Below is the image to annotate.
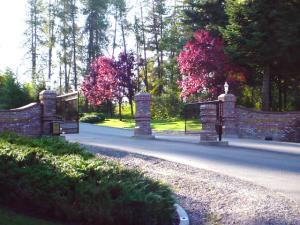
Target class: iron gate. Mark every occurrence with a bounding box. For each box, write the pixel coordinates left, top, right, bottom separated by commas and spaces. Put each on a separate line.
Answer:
56, 92, 79, 134
184, 100, 224, 140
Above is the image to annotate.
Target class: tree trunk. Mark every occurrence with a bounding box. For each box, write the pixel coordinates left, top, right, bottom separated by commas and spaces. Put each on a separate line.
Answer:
48, 0, 54, 80
112, 10, 118, 58
129, 97, 134, 117
140, 5, 148, 92
71, 0, 78, 90
262, 65, 270, 111
118, 99, 122, 121
59, 64, 62, 95
121, 20, 127, 55
134, 15, 141, 92
283, 80, 287, 110
32, 6, 37, 83
278, 78, 282, 111
110, 101, 113, 118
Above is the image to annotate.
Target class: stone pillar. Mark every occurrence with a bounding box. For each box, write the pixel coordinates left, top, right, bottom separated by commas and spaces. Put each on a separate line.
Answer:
39, 90, 57, 135
134, 93, 154, 139
218, 93, 238, 137
199, 104, 218, 142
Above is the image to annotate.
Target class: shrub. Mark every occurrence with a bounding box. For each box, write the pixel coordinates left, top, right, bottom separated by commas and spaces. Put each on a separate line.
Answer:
0, 133, 175, 225
80, 113, 105, 123
151, 93, 184, 120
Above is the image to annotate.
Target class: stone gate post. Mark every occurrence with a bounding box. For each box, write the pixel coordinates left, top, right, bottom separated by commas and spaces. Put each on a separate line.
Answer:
39, 90, 57, 135
134, 93, 154, 139
218, 93, 238, 137
199, 104, 218, 142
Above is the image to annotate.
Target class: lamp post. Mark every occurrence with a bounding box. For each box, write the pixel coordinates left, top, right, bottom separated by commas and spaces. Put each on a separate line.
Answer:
46, 78, 51, 90
224, 82, 229, 94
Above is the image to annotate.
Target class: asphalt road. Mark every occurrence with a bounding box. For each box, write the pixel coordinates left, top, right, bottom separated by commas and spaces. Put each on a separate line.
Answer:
66, 123, 300, 204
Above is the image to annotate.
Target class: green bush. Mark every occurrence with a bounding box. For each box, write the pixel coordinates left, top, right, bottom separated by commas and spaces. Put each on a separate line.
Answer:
151, 93, 184, 120
0, 69, 34, 110
80, 113, 105, 123
0, 133, 175, 225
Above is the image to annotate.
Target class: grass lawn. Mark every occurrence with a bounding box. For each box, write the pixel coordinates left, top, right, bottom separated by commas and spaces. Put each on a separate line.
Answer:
97, 118, 201, 132
0, 207, 62, 225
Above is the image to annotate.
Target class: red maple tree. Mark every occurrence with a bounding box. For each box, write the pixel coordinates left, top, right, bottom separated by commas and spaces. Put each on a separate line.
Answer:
81, 56, 119, 107
177, 30, 245, 100
81, 52, 137, 110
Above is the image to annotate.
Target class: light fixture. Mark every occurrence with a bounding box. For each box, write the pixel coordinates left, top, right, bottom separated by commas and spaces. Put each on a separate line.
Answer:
224, 82, 229, 94
45, 77, 52, 90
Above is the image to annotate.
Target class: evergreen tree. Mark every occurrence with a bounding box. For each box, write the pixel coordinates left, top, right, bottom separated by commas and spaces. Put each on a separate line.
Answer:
0, 70, 33, 109
146, 0, 167, 95
183, 0, 227, 36
46, 0, 57, 80
25, 0, 46, 86
82, 0, 109, 69
223, 0, 300, 111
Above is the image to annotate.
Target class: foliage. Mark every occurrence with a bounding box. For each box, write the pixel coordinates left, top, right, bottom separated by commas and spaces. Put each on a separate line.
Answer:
177, 29, 246, 99
151, 92, 184, 120
21, 0, 300, 113
0, 70, 34, 109
25, 0, 46, 86
81, 56, 119, 107
83, 0, 110, 65
222, 0, 300, 110
80, 113, 105, 123
116, 52, 136, 109
0, 206, 62, 225
183, 0, 227, 36
81, 52, 137, 120
0, 133, 175, 225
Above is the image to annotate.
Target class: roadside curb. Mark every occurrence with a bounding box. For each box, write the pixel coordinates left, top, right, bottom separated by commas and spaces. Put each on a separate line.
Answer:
175, 203, 189, 225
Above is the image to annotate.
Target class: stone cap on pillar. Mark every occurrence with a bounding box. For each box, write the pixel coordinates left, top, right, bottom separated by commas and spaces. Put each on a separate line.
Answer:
200, 104, 217, 110
218, 93, 236, 102
39, 90, 57, 102
134, 93, 151, 101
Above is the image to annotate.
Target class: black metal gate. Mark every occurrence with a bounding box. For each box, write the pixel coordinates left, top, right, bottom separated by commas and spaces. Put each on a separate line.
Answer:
184, 100, 224, 140
56, 92, 79, 134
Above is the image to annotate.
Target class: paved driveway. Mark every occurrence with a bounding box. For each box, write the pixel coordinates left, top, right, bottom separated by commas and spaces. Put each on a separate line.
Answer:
66, 123, 300, 204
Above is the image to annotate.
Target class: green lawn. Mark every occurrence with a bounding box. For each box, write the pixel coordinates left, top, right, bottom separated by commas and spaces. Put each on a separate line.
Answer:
96, 118, 201, 131
0, 207, 62, 225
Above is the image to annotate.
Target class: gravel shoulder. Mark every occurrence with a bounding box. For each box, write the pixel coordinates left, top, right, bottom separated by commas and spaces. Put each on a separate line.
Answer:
85, 144, 300, 225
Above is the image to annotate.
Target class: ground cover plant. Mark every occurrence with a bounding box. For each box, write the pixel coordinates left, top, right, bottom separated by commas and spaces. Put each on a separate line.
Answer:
0, 133, 175, 225
0, 206, 63, 225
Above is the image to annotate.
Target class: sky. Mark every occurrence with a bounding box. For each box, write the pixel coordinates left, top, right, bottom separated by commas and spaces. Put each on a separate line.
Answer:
0, 0, 136, 84
0, 1, 27, 81
0, 0, 174, 84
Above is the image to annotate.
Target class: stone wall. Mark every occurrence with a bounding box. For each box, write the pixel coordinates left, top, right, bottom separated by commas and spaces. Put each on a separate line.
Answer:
0, 103, 42, 137
236, 106, 300, 142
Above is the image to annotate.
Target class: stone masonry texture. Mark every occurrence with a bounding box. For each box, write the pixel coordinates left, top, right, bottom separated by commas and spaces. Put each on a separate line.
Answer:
0, 103, 42, 137
199, 104, 218, 142
134, 93, 152, 136
236, 106, 300, 142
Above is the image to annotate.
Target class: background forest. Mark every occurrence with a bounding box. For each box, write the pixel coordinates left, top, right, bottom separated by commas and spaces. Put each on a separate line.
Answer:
1, 0, 300, 118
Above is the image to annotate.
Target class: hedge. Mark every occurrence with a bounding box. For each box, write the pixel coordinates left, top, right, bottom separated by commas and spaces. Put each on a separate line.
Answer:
80, 113, 105, 124
0, 133, 175, 225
